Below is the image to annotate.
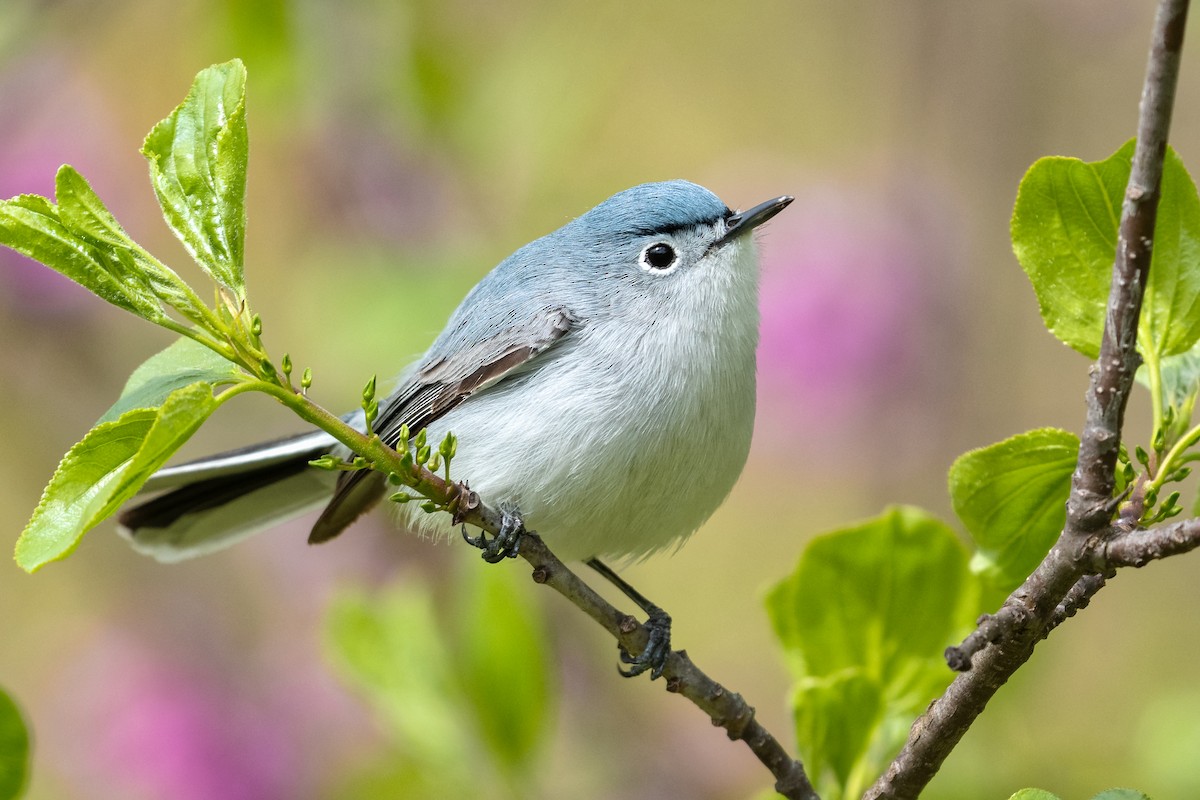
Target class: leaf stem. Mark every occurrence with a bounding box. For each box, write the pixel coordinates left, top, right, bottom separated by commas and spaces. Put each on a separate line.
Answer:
1144, 343, 1166, 441
1147, 419, 1200, 494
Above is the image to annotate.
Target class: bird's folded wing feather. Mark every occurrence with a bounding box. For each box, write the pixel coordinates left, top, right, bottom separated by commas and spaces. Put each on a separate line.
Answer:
308, 306, 576, 543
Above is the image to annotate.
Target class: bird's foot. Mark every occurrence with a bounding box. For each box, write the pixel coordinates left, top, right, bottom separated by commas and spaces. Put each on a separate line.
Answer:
618, 607, 672, 680
462, 504, 524, 563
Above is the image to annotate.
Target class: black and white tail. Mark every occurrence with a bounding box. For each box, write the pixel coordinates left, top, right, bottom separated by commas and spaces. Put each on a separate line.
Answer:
118, 430, 339, 562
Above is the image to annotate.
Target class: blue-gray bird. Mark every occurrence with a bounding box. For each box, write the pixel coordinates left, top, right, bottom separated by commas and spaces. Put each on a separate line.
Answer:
119, 181, 791, 572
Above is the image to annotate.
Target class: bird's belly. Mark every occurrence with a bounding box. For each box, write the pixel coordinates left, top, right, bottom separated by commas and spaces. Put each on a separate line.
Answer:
415, 348, 756, 561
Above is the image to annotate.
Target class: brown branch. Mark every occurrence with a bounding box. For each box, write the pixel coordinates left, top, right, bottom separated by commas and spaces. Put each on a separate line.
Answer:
444, 491, 818, 799
1102, 515, 1200, 567
865, 1, 1191, 797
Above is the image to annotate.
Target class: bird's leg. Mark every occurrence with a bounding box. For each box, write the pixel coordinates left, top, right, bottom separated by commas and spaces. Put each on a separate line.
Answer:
462, 503, 524, 563
586, 558, 672, 680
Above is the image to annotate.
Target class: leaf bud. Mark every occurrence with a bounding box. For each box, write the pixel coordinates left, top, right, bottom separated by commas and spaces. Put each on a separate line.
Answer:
1135, 445, 1150, 466
439, 431, 458, 460
308, 455, 340, 470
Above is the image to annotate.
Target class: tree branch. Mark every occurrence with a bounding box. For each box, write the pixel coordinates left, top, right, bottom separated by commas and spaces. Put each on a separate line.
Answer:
1102, 515, 1200, 566
442, 491, 818, 799
865, 1, 1191, 797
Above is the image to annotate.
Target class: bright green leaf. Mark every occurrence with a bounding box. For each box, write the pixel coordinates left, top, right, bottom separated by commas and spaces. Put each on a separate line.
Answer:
765, 506, 972, 696
949, 428, 1079, 590
1013, 139, 1200, 359
143, 59, 248, 295
0, 687, 29, 800
324, 585, 471, 772
1139, 344, 1200, 412
55, 164, 139, 249
0, 193, 166, 323
791, 670, 882, 795
1143, 146, 1200, 359
1007, 791, 1061, 800
16, 383, 220, 572
451, 562, 551, 774
768, 508, 976, 800
100, 337, 242, 423
54, 166, 212, 326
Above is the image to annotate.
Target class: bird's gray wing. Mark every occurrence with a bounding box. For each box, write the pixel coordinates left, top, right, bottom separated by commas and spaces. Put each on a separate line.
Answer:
308, 306, 576, 543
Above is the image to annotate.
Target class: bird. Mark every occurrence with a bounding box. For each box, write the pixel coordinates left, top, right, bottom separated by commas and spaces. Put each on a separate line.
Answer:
119, 181, 791, 646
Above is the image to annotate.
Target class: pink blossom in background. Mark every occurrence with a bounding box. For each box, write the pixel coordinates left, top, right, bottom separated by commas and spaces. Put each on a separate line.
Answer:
0, 54, 127, 319
755, 188, 932, 441
54, 636, 301, 800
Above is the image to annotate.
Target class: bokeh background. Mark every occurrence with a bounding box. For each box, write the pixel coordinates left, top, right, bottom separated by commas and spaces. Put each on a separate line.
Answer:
3, 2, 1200, 798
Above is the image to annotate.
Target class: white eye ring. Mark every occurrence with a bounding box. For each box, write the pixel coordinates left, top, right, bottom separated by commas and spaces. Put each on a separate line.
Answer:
639, 242, 678, 273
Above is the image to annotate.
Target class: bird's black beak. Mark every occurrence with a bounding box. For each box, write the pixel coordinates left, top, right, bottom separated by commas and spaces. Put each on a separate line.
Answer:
720, 195, 793, 242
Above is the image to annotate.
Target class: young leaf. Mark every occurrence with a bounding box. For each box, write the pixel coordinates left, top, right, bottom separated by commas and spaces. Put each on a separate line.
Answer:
16, 383, 220, 572
324, 585, 472, 771
54, 166, 212, 326
0, 194, 166, 323
1139, 344, 1200, 410
765, 505, 972, 692
451, 563, 551, 775
767, 507, 975, 799
1007, 791, 1061, 800
949, 428, 1079, 590
1013, 140, 1200, 359
99, 336, 243, 423
0, 687, 29, 800
142, 59, 248, 296
790, 671, 882, 797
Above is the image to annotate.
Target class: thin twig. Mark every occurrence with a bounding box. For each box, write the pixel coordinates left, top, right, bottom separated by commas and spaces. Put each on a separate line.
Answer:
1103, 515, 1200, 567
865, 1, 1190, 797
447, 492, 818, 799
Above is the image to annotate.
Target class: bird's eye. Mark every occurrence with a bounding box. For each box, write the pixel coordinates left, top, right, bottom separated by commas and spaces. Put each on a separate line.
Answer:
640, 242, 677, 272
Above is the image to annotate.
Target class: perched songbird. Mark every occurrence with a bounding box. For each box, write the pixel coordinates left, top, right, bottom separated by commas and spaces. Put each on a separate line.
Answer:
120, 181, 791, 570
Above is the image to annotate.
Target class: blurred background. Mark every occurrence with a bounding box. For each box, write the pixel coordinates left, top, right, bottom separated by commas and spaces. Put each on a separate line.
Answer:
2, 1, 1200, 798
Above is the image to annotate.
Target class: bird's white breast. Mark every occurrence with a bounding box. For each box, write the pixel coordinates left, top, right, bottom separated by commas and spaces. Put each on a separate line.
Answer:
403, 239, 760, 561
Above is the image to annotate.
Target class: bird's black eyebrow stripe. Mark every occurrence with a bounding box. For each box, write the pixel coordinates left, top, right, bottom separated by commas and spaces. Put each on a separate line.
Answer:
628, 209, 731, 238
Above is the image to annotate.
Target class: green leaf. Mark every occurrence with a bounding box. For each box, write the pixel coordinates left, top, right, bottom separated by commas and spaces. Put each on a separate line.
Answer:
1091, 791, 1152, 800
16, 383, 220, 571
0, 193, 166, 323
0, 687, 29, 800
949, 428, 1079, 590
324, 585, 471, 770
1013, 139, 1200, 359
1007, 791, 1062, 800
100, 337, 242, 423
791, 671, 882, 794
1139, 344, 1200, 413
451, 563, 551, 774
765, 506, 972, 693
55, 164, 140, 249
143, 59, 248, 295
768, 507, 975, 799
54, 166, 212, 326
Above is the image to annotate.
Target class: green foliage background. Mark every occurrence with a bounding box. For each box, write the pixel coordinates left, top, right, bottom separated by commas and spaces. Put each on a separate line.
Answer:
2, 2, 1200, 799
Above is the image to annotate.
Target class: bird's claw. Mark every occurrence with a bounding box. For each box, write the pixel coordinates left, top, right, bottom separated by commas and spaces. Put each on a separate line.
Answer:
462, 505, 524, 563
617, 609, 672, 680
